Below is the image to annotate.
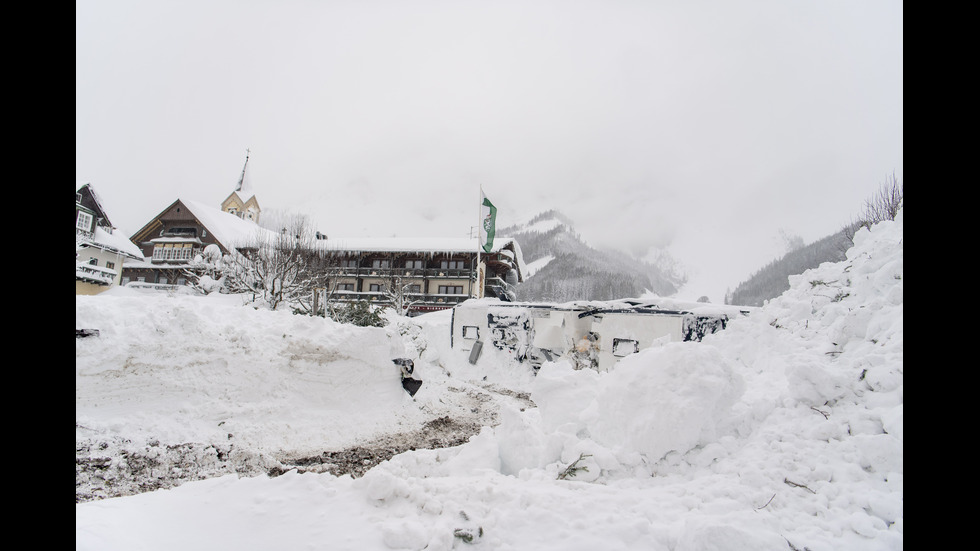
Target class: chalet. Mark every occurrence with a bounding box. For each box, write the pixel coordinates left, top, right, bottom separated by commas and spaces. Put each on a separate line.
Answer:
312, 237, 527, 316
120, 197, 527, 312
122, 198, 274, 287
117, 149, 525, 311
75, 183, 144, 295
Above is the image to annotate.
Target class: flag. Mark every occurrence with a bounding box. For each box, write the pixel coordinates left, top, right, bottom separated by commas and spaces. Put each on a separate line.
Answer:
480, 190, 497, 254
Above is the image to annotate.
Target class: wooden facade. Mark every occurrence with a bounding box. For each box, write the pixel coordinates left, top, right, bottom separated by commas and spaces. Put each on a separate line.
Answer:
313, 238, 525, 316
122, 199, 259, 286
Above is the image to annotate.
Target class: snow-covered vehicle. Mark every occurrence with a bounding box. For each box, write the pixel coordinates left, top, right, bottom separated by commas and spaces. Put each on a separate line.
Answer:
450, 298, 751, 372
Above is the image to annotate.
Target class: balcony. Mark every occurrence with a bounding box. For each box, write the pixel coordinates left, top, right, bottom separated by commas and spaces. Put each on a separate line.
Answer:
328, 266, 474, 280
76, 263, 116, 286
76, 228, 95, 242
322, 290, 472, 307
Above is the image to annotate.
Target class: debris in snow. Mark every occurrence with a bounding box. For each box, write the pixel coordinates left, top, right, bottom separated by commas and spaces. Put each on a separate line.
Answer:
76, 209, 903, 551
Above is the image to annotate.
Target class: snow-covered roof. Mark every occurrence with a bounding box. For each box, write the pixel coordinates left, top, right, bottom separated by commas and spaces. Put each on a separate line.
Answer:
82, 225, 144, 260
181, 200, 276, 251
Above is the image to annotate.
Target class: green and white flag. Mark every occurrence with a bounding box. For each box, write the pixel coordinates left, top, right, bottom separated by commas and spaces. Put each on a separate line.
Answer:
480, 190, 497, 254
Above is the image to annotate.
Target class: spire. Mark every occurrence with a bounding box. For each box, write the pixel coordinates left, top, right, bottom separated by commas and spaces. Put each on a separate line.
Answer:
236, 148, 250, 193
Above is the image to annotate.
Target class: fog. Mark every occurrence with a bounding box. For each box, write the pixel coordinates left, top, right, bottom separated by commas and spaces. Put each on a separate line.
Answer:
76, 0, 903, 302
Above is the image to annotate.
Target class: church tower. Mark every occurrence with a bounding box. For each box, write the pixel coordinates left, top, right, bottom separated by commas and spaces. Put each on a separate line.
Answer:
221, 148, 261, 223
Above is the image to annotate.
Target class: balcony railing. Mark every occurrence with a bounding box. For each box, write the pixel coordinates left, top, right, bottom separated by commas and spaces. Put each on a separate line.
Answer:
323, 290, 472, 306
328, 267, 474, 279
76, 263, 116, 286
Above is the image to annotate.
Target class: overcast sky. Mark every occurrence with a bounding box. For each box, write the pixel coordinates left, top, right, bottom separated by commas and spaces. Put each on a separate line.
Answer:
76, 0, 903, 302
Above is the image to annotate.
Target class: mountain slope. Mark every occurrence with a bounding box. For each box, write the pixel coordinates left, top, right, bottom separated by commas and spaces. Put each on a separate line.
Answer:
726, 223, 860, 306
500, 210, 684, 302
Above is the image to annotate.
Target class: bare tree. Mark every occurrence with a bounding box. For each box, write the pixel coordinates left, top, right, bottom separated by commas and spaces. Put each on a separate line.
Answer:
861, 172, 904, 229
226, 215, 334, 311
379, 275, 426, 317
836, 173, 903, 254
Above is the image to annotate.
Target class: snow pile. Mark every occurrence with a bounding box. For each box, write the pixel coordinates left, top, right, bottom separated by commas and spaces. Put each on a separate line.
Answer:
76, 210, 902, 551
76, 292, 421, 455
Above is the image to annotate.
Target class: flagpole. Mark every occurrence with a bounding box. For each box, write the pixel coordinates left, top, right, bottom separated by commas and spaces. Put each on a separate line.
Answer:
476, 186, 482, 299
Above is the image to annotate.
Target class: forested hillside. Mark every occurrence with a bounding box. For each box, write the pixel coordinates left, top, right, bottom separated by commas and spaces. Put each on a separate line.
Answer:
725, 225, 858, 306
727, 175, 902, 307
500, 210, 684, 302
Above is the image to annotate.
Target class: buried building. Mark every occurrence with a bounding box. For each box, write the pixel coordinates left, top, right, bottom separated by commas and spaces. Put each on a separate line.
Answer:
450, 298, 753, 372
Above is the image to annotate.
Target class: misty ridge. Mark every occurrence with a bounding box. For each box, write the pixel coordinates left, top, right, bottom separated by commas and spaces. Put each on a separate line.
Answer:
504, 176, 903, 307
727, 174, 904, 306
723, 227, 858, 307
499, 210, 685, 303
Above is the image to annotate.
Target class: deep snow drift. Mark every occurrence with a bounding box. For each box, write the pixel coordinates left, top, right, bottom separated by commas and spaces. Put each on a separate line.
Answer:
76, 210, 902, 551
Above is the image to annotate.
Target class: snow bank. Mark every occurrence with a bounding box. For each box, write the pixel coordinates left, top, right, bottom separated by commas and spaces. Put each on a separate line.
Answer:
76, 210, 903, 551
356, 209, 903, 550
76, 292, 422, 454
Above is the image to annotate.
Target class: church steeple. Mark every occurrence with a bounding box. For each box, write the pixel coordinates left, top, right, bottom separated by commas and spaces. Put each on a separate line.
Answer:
236, 148, 250, 194
221, 148, 261, 224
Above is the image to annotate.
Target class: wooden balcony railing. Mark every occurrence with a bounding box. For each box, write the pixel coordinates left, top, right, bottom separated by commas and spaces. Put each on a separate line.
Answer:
327, 267, 474, 279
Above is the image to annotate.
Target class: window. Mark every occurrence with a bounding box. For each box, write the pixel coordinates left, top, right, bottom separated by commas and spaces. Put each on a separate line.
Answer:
164, 227, 197, 237
106, 261, 115, 270
440, 260, 466, 270
76, 211, 93, 232
406, 284, 421, 293
371, 259, 390, 269
438, 285, 463, 294
369, 284, 382, 292
336, 283, 355, 291
405, 260, 424, 269
340, 259, 358, 268
612, 338, 640, 357
88, 258, 98, 266
152, 243, 194, 261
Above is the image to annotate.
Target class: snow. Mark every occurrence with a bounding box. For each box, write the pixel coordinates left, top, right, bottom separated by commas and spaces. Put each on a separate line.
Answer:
86, 225, 145, 260
181, 199, 278, 250
523, 254, 554, 278
76, 210, 903, 550
515, 218, 565, 235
